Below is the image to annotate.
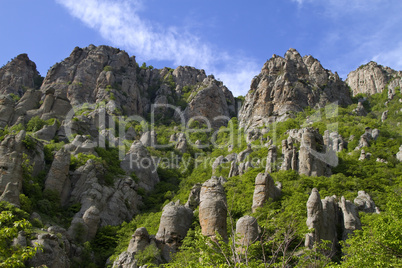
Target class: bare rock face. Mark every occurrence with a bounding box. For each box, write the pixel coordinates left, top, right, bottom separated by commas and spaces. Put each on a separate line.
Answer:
237, 144, 253, 162
174, 132, 187, 153
29, 233, 70, 268
199, 177, 228, 241
236, 215, 259, 249
305, 189, 338, 252
156, 201, 193, 261
140, 131, 157, 147
113, 227, 162, 268
280, 128, 333, 177
121, 141, 159, 191
324, 131, 346, 153
68, 160, 140, 242
0, 95, 15, 127
0, 182, 20, 207
252, 173, 281, 213
346, 61, 402, 96
265, 145, 277, 173
397, 145, 402, 162
339, 196, 361, 241
183, 76, 234, 129
0, 54, 42, 96
353, 101, 368, 116
44, 148, 71, 204
354, 191, 379, 214
185, 183, 202, 210
239, 49, 352, 130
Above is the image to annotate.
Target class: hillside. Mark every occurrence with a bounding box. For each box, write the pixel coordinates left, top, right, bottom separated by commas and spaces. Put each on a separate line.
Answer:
0, 45, 401, 267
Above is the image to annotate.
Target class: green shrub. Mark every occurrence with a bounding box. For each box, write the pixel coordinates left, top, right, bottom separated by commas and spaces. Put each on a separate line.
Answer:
26, 116, 46, 132
103, 65, 113, 72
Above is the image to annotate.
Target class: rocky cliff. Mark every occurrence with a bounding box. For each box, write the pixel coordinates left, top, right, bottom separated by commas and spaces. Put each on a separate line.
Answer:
238, 48, 352, 130
346, 61, 402, 96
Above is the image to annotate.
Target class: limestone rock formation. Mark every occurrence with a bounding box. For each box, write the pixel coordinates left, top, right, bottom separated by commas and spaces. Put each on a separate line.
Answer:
237, 144, 253, 162
239, 48, 352, 130
174, 132, 187, 153
121, 141, 159, 191
44, 148, 71, 204
29, 233, 70, 268
183, 76, 235, 129
353, 101, 368, 116
236, 215, 259, 249
156, 201, 193, 261
0, 182, 20, 207
346, 61, 402, 96
68, 160, 140, 241
199, 177, 228, 241
280, 128, 333, 177
305, 189, 338, 252
339, 196, 361, 241
265, 145, 277, 173
140, 131, 157, 147
397, 145, 402, 162
185, 183, 201, 210
252, 173, 281, 213
354, 191, 379, 213
0, 53, 42, 96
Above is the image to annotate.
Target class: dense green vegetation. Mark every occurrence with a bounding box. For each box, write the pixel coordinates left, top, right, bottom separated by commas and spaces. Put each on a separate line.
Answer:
0, 87, 401, 267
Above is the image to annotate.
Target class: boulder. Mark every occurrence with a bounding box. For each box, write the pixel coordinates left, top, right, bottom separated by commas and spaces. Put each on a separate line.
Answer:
140, 131, 157, 147
252, 173, 281, 213
156, 201, 193, 261
199, 177, 228, 241
28, 233, 70, 268
381, 110, 388, 122
236, 215, 259, 249
354, 191, 379, 214
353, 101, 367, 116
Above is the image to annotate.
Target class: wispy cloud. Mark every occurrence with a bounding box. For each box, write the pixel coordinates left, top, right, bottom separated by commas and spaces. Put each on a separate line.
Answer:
56, 0, 258, 96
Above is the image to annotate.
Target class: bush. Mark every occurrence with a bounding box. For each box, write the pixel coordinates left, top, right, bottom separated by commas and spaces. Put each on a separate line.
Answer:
26, 116, 46, 132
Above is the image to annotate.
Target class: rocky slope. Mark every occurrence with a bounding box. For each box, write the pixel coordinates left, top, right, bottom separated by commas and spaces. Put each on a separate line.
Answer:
346, 61, 402, 96
238, 48, 353, 130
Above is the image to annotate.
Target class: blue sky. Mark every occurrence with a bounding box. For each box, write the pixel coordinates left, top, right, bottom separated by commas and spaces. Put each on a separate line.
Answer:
1, 0, 402, 96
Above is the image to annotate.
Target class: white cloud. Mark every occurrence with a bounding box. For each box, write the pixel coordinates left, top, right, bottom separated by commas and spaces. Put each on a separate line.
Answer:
373, 42, 402, 70
56, 0, 258, 96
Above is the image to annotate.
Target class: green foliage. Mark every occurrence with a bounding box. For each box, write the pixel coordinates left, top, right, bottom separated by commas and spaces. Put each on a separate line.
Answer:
9, 93, 21, 102
0, 202, 41, 266
340, 190, 402, 267
135, 243, 161, 266
103, 65, 113, 72
22, 135, 36, 151
26, 116, 46, 132
95, 146, 126, 185
70, 153, 102, 170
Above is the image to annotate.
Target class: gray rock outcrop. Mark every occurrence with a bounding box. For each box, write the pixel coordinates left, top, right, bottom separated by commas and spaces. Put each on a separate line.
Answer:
0, 182, 20, 207
156, 201, 193, 261
252, 173, 281, 213
199, 177, 228, 241
185, 183, 201, 210
265, 145, 277, 173
121, 141, 159, 191
239, 48, 352, 130
354, 191, 379, 214
236, 215, 259, 249
68, 160, 140, 242
346, 61, 402, 96
0, 53, 42, 96
44, 148, 71, 204
29, 233, 70, 268
397, 145, 402, 162
339, 196, 361, 241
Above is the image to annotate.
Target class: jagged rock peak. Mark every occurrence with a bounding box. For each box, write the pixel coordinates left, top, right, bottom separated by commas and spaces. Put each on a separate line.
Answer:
346, 61, 402, 96
238, 48, 352, 130
0, 53, 42, 96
